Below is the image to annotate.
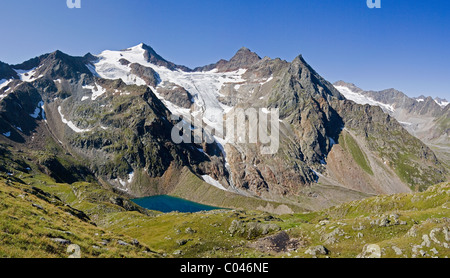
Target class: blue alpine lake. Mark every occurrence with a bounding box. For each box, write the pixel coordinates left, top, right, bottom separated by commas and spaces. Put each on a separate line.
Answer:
131, 195, 223, 213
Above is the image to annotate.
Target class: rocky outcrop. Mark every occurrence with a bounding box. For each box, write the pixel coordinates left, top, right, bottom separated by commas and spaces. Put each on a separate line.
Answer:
156, 82, 193, 108
305, 245, 329, 257
229, 219, 280, 239
129, 63, 160, 87
0, 61, 19, 80
357, 244, 381, 258
250, 231, 308, 253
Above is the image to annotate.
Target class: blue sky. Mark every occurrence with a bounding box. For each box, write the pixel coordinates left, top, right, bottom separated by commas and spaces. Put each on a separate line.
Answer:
1, 0, 449, 99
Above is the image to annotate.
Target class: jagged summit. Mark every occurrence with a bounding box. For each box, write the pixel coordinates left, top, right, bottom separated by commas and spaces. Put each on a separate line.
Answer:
113, 43, 192, 72
281, 54, 344, 101
233, 46, 261, 60
226, 47, 261, 70
138, 43, 191, 72
237, 46, 250, 51
10, 49, 94, 76
334, 80, 360, 90
139, 43, 169, 65
194, 46, 262, 72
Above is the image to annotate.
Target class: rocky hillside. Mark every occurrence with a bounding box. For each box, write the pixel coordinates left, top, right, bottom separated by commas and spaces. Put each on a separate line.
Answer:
1, 143, 448, 258
0, 143, 159, 258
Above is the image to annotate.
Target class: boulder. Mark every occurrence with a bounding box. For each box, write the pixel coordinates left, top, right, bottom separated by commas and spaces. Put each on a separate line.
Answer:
305, 245, 329, 257
357, 244, 381, 258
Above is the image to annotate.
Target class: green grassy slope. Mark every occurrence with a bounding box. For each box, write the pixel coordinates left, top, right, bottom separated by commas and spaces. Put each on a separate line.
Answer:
0, 178, 159, 258
1, 139, 449, 258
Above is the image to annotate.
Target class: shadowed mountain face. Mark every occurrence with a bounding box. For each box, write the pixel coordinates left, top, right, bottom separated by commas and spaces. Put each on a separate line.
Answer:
0, 44, 447, 211
0, 61, 19, 80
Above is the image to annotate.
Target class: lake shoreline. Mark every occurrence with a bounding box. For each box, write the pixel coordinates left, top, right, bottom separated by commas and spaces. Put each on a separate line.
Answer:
131, 195, 224, 213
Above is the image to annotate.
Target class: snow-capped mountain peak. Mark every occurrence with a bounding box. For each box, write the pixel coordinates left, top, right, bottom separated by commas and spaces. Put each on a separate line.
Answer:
88, 44, 248, 136
434, 97, 449, 108
333, 83, 395, 113
333, 81, 449, 113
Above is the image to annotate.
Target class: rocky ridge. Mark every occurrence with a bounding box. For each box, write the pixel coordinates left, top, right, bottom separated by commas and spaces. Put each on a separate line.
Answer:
334, 81, 450, 167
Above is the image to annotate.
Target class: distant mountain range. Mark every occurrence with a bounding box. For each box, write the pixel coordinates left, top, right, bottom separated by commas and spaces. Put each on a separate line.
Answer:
334, 81, 449, 166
